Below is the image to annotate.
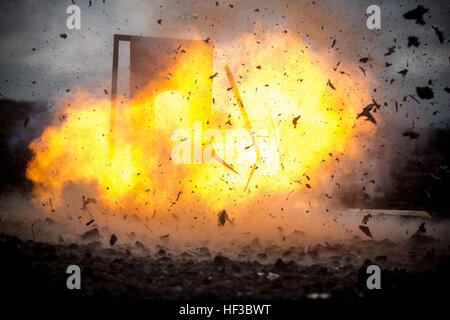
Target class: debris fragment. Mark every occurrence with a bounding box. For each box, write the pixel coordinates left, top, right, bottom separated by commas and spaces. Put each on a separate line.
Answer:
361, 213, 372, 225
327, 79, 336, 90
24, 116, 29, 128
157, 19, 162, 25
59, 33, 67, 39
359, 57, 370, 63
359, 66, 366, 76
403, 130, 420, 139
432, 26, 444, 43
81, 196, 97, 211
48, 198, 55, 212
357, 99, 380, 125
212, 149, 239, 175
86, 219, 94, 226
403, 5, 429, 25
358, 225, 373, 238
292, 115, 301, 128
384, 46, 396, 56
224, 65, 263, 190
218, 209, 232, 226
179, 12, 198, 20
110, 234, 117, 246
418, 222, 426, 233
407, 36, 420, 47
416, 86, 434, 99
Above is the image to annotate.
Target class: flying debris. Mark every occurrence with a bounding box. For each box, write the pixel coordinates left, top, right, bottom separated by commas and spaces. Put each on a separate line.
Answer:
416, 86, 434, 100
218, 209, 232, 226
361, 214, 372, 225
407, 36, 420, 47
81, 196, 97, 211
357, 99, 380, 125
384, 46, 396, 56
403, 5, 429, 25
327, 79, 336, 90
292, 115, 301, 128
432, 26, 444, 43
179, 12, 198, 20
403, 130, 420, 139
110, 234, 118, 246
358, 225, 373, 238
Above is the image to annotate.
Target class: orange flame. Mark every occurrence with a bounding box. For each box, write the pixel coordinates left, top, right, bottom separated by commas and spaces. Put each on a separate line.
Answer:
26, 31, 374, 217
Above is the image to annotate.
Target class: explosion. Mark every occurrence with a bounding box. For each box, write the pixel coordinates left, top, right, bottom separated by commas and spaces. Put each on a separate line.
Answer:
26, 31, 374, 223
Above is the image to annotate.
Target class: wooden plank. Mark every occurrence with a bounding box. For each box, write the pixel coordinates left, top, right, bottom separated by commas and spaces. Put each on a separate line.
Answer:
342, 209, 432, 218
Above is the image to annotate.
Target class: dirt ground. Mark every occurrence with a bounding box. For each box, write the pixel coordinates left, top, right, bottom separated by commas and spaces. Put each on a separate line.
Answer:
1, 222, 449, 304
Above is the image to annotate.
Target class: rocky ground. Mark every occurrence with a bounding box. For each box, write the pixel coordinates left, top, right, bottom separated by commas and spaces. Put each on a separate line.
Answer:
1, 226, 449, 304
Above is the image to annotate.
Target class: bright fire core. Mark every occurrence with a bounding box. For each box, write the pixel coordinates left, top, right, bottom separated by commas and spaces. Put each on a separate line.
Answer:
26, 32, 373, 217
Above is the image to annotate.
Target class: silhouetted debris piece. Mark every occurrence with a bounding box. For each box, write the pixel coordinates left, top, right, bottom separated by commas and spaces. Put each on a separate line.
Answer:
359, 66, 366, 76
157, 19, 162, 25
159, 234, 170, 239
175, 191, 182, 201
404, 94, 421, 104
24, 116, 29, 128
357, 99, 380, 124
327, 79, 335, 90
86, 219, 94, 226
398, 69, 408, 76
110, 234, 117, 246
209, 73, 218, 79
403, 130, 420, 139
407, 36, 420, 47
418, 222, 426, 233
49, 198, 55, 212
403, 5, 429, 25
359, 57, 370, 63
204, 37, 210, 43
292, 115, 301, 128
416, 86, 434, 99
218, 210, 227, 225
333, 60, 341, 71
432, 26, 444, 43
358, 225, 373, 238
81, 196, 97, 210
444, 87, 450, 93
218, 209, 232, 226
81, 228, 100, 241
331, 39, 336, 48
384, 46, 396, 56
362, 214, 372, 225
59, 33, 67, 39
385, 62, 392, 67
